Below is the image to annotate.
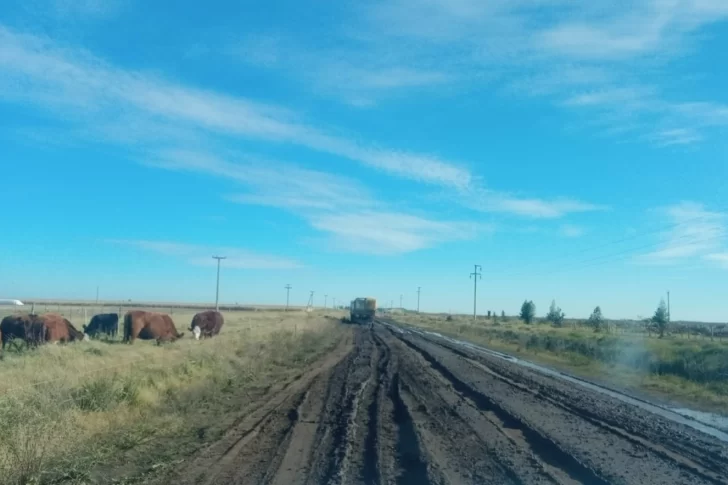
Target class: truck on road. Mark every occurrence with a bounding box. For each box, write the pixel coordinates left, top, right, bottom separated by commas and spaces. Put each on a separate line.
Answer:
350, 297, 377, 324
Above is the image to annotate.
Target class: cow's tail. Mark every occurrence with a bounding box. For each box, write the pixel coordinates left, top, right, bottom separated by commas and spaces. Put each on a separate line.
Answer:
123, 312, 132, 343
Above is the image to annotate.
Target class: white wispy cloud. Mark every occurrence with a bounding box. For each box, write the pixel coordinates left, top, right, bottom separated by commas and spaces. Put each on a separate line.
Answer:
148, 149, 375, 212
52, 0, 121, 18
148, 149, 478, 255
649, 128, 703, 146
560, 224, 586, 238
0, 26, 470, 189
641, 202, 727, 265
0, 23, 604, 227
235, 0, 728, 145
234, 34, 454, 106
106, 239, 303, 269
539, 0, 728, 60
705, 252, 728, 269
310, 212, 480, 254
459, 187, 608, 219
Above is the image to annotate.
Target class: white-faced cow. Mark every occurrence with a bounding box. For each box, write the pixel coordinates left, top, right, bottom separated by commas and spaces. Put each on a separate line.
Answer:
189, 310, 224, 340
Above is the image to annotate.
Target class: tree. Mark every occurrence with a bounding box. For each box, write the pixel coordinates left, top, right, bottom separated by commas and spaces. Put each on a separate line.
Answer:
501, 310, 506, 319
487, 310, 491, 319
520, 300, 536, 324
546, 300, 565, 326
588, 306, 604, 332
652, 299, 669, 338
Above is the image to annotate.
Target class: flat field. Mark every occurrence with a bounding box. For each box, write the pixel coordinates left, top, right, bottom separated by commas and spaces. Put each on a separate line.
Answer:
0, 305, 347, 484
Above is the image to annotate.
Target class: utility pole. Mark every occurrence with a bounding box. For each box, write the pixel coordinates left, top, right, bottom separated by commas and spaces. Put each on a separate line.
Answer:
667, 291, 671, 322
285, 284, 292, 311
307, 291, 315, 312
417, 287, 421, 313
470, 264, 482, 322
324, 294, 328, 309
212, 256, 226, 311
400, 294, 403, 310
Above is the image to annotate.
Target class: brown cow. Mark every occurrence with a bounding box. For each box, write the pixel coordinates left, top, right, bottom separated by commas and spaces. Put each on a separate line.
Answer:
123, 311, 184, 344
35, 313, 87, 343
189, 310, 224, 340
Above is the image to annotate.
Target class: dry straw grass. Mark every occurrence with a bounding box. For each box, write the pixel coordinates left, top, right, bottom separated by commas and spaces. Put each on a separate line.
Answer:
0, 309, 346, 484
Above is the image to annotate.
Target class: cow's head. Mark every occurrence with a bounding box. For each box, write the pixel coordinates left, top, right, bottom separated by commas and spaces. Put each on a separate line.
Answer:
192, 326, 201, 340
176, 332, 185, 340
69, 329, 88, 342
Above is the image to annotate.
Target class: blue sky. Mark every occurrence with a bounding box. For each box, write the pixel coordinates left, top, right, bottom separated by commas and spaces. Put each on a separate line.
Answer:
1, 0, 728, 321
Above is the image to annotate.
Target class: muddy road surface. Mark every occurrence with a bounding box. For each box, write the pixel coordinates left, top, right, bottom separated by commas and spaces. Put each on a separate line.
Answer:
163, 323, 728, 485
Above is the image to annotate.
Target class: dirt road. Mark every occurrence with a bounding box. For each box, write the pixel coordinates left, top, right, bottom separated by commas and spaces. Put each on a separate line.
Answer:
163, 322, 728, 485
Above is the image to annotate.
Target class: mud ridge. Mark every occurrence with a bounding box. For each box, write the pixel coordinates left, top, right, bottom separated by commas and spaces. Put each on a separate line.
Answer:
396, 333, 610, 485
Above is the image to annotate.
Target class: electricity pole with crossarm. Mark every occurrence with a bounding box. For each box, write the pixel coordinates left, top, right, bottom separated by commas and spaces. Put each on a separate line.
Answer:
212, 256, 226, 311
470, 264, 482, 322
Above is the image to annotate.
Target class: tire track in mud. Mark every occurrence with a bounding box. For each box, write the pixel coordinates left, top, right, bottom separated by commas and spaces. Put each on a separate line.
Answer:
395, 333, 610, 485
428, 332, 728, 478
159, 323, 728, 485
388, 324, 728, 485
389, 372, 430, 485
460, 356, 728, 485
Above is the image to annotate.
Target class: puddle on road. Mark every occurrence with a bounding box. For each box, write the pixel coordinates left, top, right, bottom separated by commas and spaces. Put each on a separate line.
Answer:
381, 322, 728, 443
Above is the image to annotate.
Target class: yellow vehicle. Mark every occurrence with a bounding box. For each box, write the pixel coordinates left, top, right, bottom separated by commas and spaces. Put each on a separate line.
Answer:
350, 297, 377, 324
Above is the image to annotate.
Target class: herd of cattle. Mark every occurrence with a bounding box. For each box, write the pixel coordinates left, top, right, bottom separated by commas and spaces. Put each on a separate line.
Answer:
0, 309, 224, 351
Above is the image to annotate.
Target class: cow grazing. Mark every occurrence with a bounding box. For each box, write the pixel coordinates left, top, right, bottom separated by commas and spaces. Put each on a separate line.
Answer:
25, 318, 48, 348
1, 313, 85, 349
1, 314, 32, 349
83, 313, 119, 338
189, 310, 224, 340
36, 313, 87, 343
123, 311, 184, 344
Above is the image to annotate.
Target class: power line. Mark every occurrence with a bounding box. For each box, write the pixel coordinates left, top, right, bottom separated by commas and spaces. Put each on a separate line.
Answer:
212, 256, 226, 311
502, 232, 726, 281
502, 212, 728, 280
285, 284, 292, 311
470, 264, 482, 322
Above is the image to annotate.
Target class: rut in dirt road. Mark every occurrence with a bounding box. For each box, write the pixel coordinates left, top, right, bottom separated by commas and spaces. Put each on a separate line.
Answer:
160, 323, 728, 485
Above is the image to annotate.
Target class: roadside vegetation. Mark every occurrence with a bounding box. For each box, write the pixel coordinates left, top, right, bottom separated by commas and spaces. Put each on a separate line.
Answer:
394, 304, 728, 413
0, 309, 346, 485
